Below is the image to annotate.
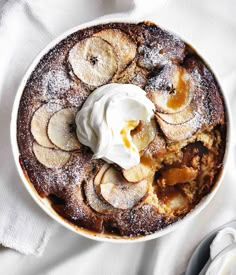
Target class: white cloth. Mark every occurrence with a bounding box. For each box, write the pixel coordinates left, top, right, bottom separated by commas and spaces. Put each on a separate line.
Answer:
0, 0, 236, 274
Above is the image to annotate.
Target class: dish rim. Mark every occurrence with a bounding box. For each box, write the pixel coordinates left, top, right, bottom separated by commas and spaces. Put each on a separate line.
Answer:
10, 18, 232, 243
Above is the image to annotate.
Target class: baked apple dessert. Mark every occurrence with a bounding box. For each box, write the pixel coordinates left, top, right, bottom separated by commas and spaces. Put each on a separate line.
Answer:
17, 21, 226, 237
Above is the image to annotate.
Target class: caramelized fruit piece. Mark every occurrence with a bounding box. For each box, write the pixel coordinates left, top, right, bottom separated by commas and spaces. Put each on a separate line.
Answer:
48, 107, 80, 151
168, 193, 189, 212
68, 37, 118, 87
94, 29, 136, 73
145, 133, 166, 158
100, 167, 148, 209
146, 65, 193, 114
159, 166, 198, 186
132, 119, 156, 151
32, 142, 71, 168
156, 101, 196, 125
158, 187, 190, 213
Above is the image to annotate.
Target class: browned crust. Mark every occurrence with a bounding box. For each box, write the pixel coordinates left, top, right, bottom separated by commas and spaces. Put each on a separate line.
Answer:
17, 22, 226, 237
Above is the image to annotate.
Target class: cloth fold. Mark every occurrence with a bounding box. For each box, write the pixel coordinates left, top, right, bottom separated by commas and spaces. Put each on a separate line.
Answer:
0, 3, 236, 275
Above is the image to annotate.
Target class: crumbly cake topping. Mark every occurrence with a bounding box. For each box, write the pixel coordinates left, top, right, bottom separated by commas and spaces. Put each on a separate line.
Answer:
17, 22, 226, 237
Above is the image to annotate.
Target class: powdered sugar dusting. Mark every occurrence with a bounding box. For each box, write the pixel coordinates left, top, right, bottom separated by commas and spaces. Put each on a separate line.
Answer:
109, 204, 166, 236
17, 22, 226, 237
146, 65, 174, 91
42, 69, 71, 98
138, 27, 185, 69
187, 58, 223, 127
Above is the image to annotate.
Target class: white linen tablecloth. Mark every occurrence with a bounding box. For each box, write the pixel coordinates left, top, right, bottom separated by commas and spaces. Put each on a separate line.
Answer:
0, 0, 236, 274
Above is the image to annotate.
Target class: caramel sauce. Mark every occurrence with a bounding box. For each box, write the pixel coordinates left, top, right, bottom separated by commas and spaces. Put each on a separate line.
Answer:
131, 121, 142, 136
122, 134, 131, 148
140, 154, 153, 167
167, 68, 189, 110
120, 120, 139, 150
158, 187, 180, 204
157, 186, 189, 212
161, 167, 197, 186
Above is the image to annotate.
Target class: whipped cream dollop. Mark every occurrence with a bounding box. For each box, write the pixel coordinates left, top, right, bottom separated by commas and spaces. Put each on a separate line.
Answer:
76, 83, 155, 169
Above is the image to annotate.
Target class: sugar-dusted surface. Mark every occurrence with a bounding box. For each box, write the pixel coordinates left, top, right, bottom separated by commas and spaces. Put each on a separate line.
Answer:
17, 22, 226, 237
137, 23, 186, 69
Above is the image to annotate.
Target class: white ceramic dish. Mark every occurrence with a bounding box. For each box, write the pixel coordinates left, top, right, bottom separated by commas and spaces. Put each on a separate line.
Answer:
10, 18, 231, 243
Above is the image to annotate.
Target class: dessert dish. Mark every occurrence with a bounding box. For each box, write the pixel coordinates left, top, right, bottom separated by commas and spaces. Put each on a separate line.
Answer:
15, 21, 227, 238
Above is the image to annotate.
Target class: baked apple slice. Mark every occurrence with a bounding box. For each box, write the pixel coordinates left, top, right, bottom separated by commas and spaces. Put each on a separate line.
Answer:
145, 133, 166, 158
84, 181, 114, 214
31, 103, 61, 148
32, 142, 71, 168
83, 164, 116, 214
100, 167, 148, 210
122, 161, 153, 183
146, 65, 194, 114
156, 101, 196, 125
131, 119, 156, 151
156, 111, 201, 141
94, 29, 136, 73
47, 107, 80, 151
68, 37, 118, 87
113, 61, 148, 89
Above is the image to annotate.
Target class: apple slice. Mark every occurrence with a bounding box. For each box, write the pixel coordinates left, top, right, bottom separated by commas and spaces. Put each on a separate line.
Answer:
33, 142, 71, 168
122, 155, 154, 183
47, 107, 80, 151
100, 167, 148, 209
146, 65, 194, 114
31, 103, 61, 148
122, 162, 152, 183
156, 111, 202, 142
84, 176, 115, 214
93, 164, 110, 190
94, 29, 136, 73
131, 119, 156, 152
159, 166, 198, 187
68, 36, 118, 87
145, 133, 166, 158
167, 192, 189, 213
156, 101, 196, 125
113, 61, 148, 89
